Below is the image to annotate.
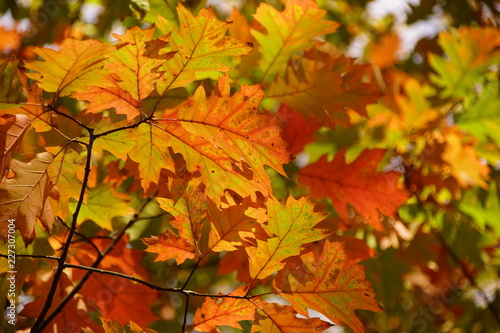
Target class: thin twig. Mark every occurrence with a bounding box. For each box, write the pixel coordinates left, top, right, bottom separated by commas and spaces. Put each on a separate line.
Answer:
182, 294, 190, 333
56, 217, 102, 256
51, 109, 92, 132
180, 256, 203, 290
63, 263, 269, 299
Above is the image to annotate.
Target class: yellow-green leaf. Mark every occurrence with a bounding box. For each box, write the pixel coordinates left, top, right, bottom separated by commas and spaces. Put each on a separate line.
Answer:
274, 239, 382, 333
246, 196, 329, 279
24, 39, 114, 97
156, 5, 252, 93
252, 0, 339, 82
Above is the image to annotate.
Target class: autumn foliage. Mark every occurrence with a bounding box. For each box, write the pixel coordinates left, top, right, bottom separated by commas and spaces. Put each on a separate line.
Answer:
1, 0, 500, 332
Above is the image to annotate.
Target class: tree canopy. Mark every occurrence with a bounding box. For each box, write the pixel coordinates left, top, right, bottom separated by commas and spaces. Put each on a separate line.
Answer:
1, 0, 500, 332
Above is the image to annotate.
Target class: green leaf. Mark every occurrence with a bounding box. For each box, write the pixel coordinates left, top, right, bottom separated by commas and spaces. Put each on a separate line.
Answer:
72, 184, 135, 230
458, 79, 500, 148
459, 181, 500, 236
429, 27, 500, 98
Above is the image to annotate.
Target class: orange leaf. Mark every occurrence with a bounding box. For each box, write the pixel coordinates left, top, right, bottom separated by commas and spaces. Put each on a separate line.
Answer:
73, 84, 141, 121
157, 75, 290, 202
156, 177, 207, 247
277, 104, 321, 154
366, 33, 400, 69
274, 239, 382, 333
0, 114, 30, 181
299, 149, 409, 230
0, 26, 21, 52
142, 229, 197, 265
193, 286, 256, 333
71, 236, 158, 327
207, 197, 267, 252
269, 49, 380, 126
252, 301, 332, 333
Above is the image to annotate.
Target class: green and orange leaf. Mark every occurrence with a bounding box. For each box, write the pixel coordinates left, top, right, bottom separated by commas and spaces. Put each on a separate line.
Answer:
252, 0, 339, 81
156, 75, 290, 202
246, 196, 330, 279
274, 239, 382, 333
429, 26, 500, 98
156, 5, 252, 93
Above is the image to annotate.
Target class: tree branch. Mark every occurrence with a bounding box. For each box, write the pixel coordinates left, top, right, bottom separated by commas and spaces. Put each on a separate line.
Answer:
36, 194, 156, 331
63, 263, 270, 299
30, 128, 95, 333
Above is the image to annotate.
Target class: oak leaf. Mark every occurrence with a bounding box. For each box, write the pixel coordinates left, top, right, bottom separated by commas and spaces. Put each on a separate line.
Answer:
299, 148, 409, 230
71, 236, 158, 327
366, 33, 400, 69
143, 229, 197, 264
274, 239, 382, 333
157, 75, 290, 202
70, 184, 135, 230
269, 49, 380, 126
156, 177, 207, 246
277, 104, 321, 154
0, 114, 30, 180
24, 38, 114, 97
0, 57, 27, 107
252, 301, 332, 333
193, 286, 256, 333
73, 26, 172, 120
208, 197, 267, 252
156, 5, 252, 93
441, 129, 489, 189
246, 196, 330, 279
44, 147, 85, 218
0, 152, 59, 245
458, 80, 500, 148
252, 0, 339, 81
